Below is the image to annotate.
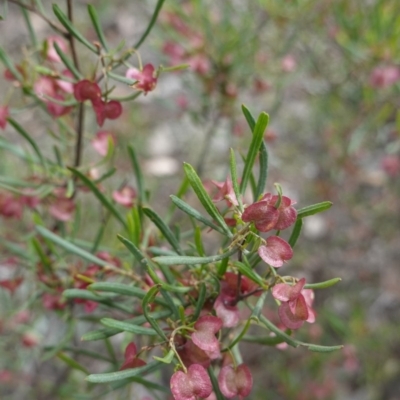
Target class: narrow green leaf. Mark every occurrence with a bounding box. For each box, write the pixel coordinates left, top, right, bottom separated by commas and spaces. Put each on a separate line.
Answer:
242, 335, 285, 346
63, 289, 131, 313
127, 146, 145, 204
94, 167, 117, 184
101, 318, 157, 336
86, 361, 162, 383
217, 256, 229, 278
81, 310, 172, 341
148, 247, 178, 257
53, 41, 82, 79
274, 183, 283, 208
304, 278, 342, 290
166, 176, 190, 221
250, 290, 268, 321
302, 343, 344, 353
229, 148, 243, 211
233, 261, 265, 287
255, 141, 268, 200
160, 289, 180, 320
52, 4, 97, 53
142, 286, 169, 341
63, 289, 114, 302
68, 167, 127, 228
143, 207, 183, 255
8, 118, 47, 170
153, 247, 237, 265
247, 303, 298, 347
193, 283, 207, 321
223, 318, 252, 353
240, 112, 269, 195
241, 104, 256, 131
35, 225, 118, 267
288, 219, 302, 248
207, 367, 226, 400
297, 201, 333, 219
147, 263, 191, 293
21, 7, 38, 48
117, 234, 147, 267
0, 239, 31, 260
194, 227, 205, 257
87, 4, 109, 51
242, 105, 269, 200
31, 237, 52, 273
170, 195, 225, 235
57, 352, 89, 374
107, 71, 136, 85
134, 0, 166, 49
183, 163, 232, 237
46, 345, 110, 362
126, 207, 141, 247
89, 282, 169, 307
0, 47, 23, 81
153, 349, 175, 364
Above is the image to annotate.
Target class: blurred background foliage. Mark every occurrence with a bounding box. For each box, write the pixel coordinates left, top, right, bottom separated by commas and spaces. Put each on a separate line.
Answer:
1, 0, 399, 399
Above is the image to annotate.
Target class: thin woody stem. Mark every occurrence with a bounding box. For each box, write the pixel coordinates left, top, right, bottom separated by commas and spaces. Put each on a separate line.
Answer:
65, 0, 85, 173
9, 0, 67, 35
67, 0, 80, 71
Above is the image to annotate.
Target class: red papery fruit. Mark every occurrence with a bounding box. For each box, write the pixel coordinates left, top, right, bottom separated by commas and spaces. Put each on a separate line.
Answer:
20, 191, 40, 209
119, 342, 146, 370
55, 69, 74, 93
177, 339, 213, 368
218, 364, 253, 399
42, 292, 66, 311
112, 185, 137, 208
22, 332, 39, 348
222, 272, 260, 301
258, 236, 293, 268
73, 80, 101, 102
46, 93, 72, 117
93, 100, 123, 126
211, 177, 238, 207
170, 364, 212, 400
369, 65, 400, 88
191, 315, 222, 354
0, 106, 9, 129
96, 251, 121, 268
45, 36, 68, 63
34, 76, 56, 98
0, 277, 23, 294
91, 131, 115, 156
381, 154, 400, 177
281, 54, 297, 72
126, 64, 158, 94
0, 193, 23, 219
272, 278, 316, 329
163, 41, 186, 65
4, 64, 25, 81
188, 54, 211, 75
214, 295, 240, 328
259, 193, 297, 230
34, 76, 72, 117
49, 196, 75, 222
242, 193, 297, 232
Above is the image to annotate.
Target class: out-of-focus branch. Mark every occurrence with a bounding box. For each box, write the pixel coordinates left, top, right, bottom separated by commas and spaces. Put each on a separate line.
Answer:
65, 0, 84, 172
8, 0, 67, 35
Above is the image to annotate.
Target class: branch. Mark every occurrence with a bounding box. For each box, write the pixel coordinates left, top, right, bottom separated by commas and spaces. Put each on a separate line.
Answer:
8, 0, 67, 36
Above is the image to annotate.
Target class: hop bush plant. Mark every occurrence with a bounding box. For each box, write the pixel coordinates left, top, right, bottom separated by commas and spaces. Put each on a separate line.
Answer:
0, 1, 343, 399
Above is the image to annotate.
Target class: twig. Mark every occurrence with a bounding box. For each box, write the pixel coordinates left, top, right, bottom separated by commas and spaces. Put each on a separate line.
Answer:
65, 0, 85, 174
8, 0, 67, 36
